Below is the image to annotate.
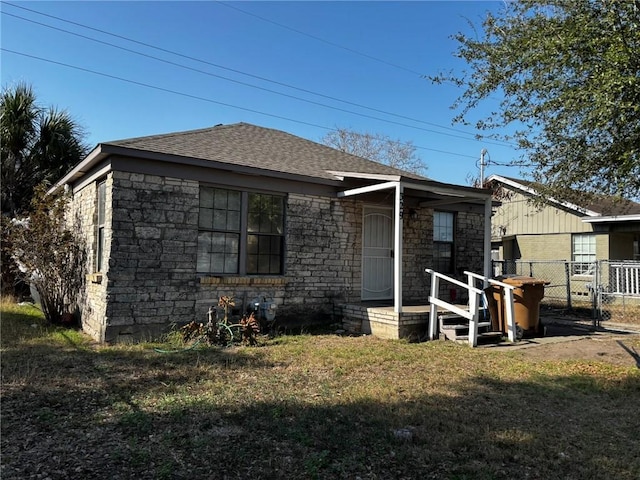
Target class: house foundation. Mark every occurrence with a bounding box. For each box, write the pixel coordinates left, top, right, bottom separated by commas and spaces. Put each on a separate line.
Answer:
341, 303, 431, 340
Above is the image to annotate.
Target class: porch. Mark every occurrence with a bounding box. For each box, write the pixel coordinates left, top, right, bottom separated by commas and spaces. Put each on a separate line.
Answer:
340, 270, 519, 346
333, 173, 501, 345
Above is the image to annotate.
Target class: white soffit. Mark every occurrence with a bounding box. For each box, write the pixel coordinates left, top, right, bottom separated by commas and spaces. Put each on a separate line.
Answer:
582, 214, 640, 223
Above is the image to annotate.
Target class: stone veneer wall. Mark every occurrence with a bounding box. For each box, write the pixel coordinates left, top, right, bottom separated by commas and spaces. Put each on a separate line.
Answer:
196, 195, 448, 327
456, 210, 485, 275
71, 177, 109, 341
73, 169, 481, 342
101, 172, 199, 342
440, 210, 486, 303
401, 208, 433, 304
396, 208, 486, 305
282, 194, 362, 319
195, 194, 363, 326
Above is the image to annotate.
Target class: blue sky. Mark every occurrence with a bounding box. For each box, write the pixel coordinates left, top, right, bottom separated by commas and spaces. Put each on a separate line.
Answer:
1, 1, 525, 186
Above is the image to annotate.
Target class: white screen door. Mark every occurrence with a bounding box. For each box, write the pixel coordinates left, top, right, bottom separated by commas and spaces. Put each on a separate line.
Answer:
362, 206, 393, 300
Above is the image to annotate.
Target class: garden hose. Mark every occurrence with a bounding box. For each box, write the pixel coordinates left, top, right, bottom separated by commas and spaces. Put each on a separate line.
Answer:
153, 338, 202, 354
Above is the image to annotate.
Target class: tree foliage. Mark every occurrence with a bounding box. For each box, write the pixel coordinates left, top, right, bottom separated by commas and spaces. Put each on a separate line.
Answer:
1, 82, 88, 217
321, 127, 427, 175
432, 0, 640, 202
8, 185, 86, 324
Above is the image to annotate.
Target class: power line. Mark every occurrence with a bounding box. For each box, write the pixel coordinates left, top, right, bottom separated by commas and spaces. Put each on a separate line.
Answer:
3, 10, 498, 146
1, 47, 482, 161
3, 1, 515, 148
214, 0, 426, 77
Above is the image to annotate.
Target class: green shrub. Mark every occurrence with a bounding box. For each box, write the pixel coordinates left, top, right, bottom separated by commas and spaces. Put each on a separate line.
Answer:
8, 185, 85, 324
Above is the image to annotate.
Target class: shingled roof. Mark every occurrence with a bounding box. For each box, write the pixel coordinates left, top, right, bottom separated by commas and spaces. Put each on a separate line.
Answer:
106, 122, 427, 182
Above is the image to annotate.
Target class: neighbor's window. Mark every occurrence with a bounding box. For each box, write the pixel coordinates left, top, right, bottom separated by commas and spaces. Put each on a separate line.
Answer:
572, 233, 596, 275
96, 180, 106, 272
198, 187, 284, 275
433, 211, 454, 273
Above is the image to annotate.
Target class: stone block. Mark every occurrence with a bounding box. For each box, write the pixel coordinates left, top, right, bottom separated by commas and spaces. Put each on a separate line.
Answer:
135, 226, 161, 239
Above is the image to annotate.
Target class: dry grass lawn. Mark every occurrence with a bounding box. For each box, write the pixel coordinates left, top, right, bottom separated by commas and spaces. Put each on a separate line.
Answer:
2, 301, 639, 479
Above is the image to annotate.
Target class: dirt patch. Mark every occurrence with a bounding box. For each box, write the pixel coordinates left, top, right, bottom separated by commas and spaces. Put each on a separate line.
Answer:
509, 323, 640, 368
518, 336, 640, 367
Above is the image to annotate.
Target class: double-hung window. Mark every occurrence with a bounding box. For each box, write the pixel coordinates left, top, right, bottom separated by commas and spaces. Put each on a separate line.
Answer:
247, 193, 284, 274
198, 187, 284, 275
572, 233, 596, 275
433, 211, 454, 273
96, 180, 106, 272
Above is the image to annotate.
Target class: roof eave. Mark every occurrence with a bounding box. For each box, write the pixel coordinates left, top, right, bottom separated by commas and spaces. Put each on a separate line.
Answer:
51, 143, 351, 192
48, 144, 109, 195
486, 174, 600, 217
53, 142, 493, 202
582, 214, 640, 223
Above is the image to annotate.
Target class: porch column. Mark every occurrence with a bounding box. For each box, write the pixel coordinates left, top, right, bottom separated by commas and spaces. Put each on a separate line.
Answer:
483, 196, 492, 283
394, 183, 404, 313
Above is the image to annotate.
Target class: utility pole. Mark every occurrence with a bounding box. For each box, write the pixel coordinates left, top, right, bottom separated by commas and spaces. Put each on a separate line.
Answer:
479, 149, 488, 187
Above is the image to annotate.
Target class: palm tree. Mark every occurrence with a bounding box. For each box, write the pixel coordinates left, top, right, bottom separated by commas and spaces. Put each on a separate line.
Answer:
1, 83, 88, 297
1, 83, 88, 217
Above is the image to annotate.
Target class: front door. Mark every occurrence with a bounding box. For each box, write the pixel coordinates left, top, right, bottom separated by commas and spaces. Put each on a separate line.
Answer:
362, 206, 393, 300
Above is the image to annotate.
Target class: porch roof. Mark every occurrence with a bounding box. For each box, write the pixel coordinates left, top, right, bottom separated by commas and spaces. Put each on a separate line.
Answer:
335, 172, 492, 208
338, 177, 493, 315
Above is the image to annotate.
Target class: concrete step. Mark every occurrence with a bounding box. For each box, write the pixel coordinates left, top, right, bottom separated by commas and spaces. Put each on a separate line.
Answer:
440, 320, 492, 330
439, 313, 490, 325
440, 315, 494, 341
449, 331, 504, 344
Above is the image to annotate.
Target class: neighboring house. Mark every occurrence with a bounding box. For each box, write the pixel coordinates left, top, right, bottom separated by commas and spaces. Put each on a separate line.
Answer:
487, 175, 640, 264
487, 174, 640, 299
53, 123, 494, 343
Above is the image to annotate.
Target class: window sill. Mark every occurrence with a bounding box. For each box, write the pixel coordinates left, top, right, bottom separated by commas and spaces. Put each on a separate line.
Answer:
199, 276, 287, 286
88, 273, 103, 284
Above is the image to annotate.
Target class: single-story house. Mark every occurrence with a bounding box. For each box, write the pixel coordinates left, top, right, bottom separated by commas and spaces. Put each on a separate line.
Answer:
53, 123, 494, 343
487, 174, 640, 264
487, 174, 640, 301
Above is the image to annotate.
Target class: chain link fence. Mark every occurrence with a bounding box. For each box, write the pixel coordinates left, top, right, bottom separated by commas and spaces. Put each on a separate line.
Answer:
596, 260, 640, 325
492, 260, 640, 328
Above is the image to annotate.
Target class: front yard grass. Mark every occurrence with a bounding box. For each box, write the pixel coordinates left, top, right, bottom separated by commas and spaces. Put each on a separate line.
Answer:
2, 301, 639, 479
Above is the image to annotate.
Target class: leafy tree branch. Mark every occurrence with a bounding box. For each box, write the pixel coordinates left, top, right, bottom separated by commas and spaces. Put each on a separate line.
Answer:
431, 0, 640, 202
